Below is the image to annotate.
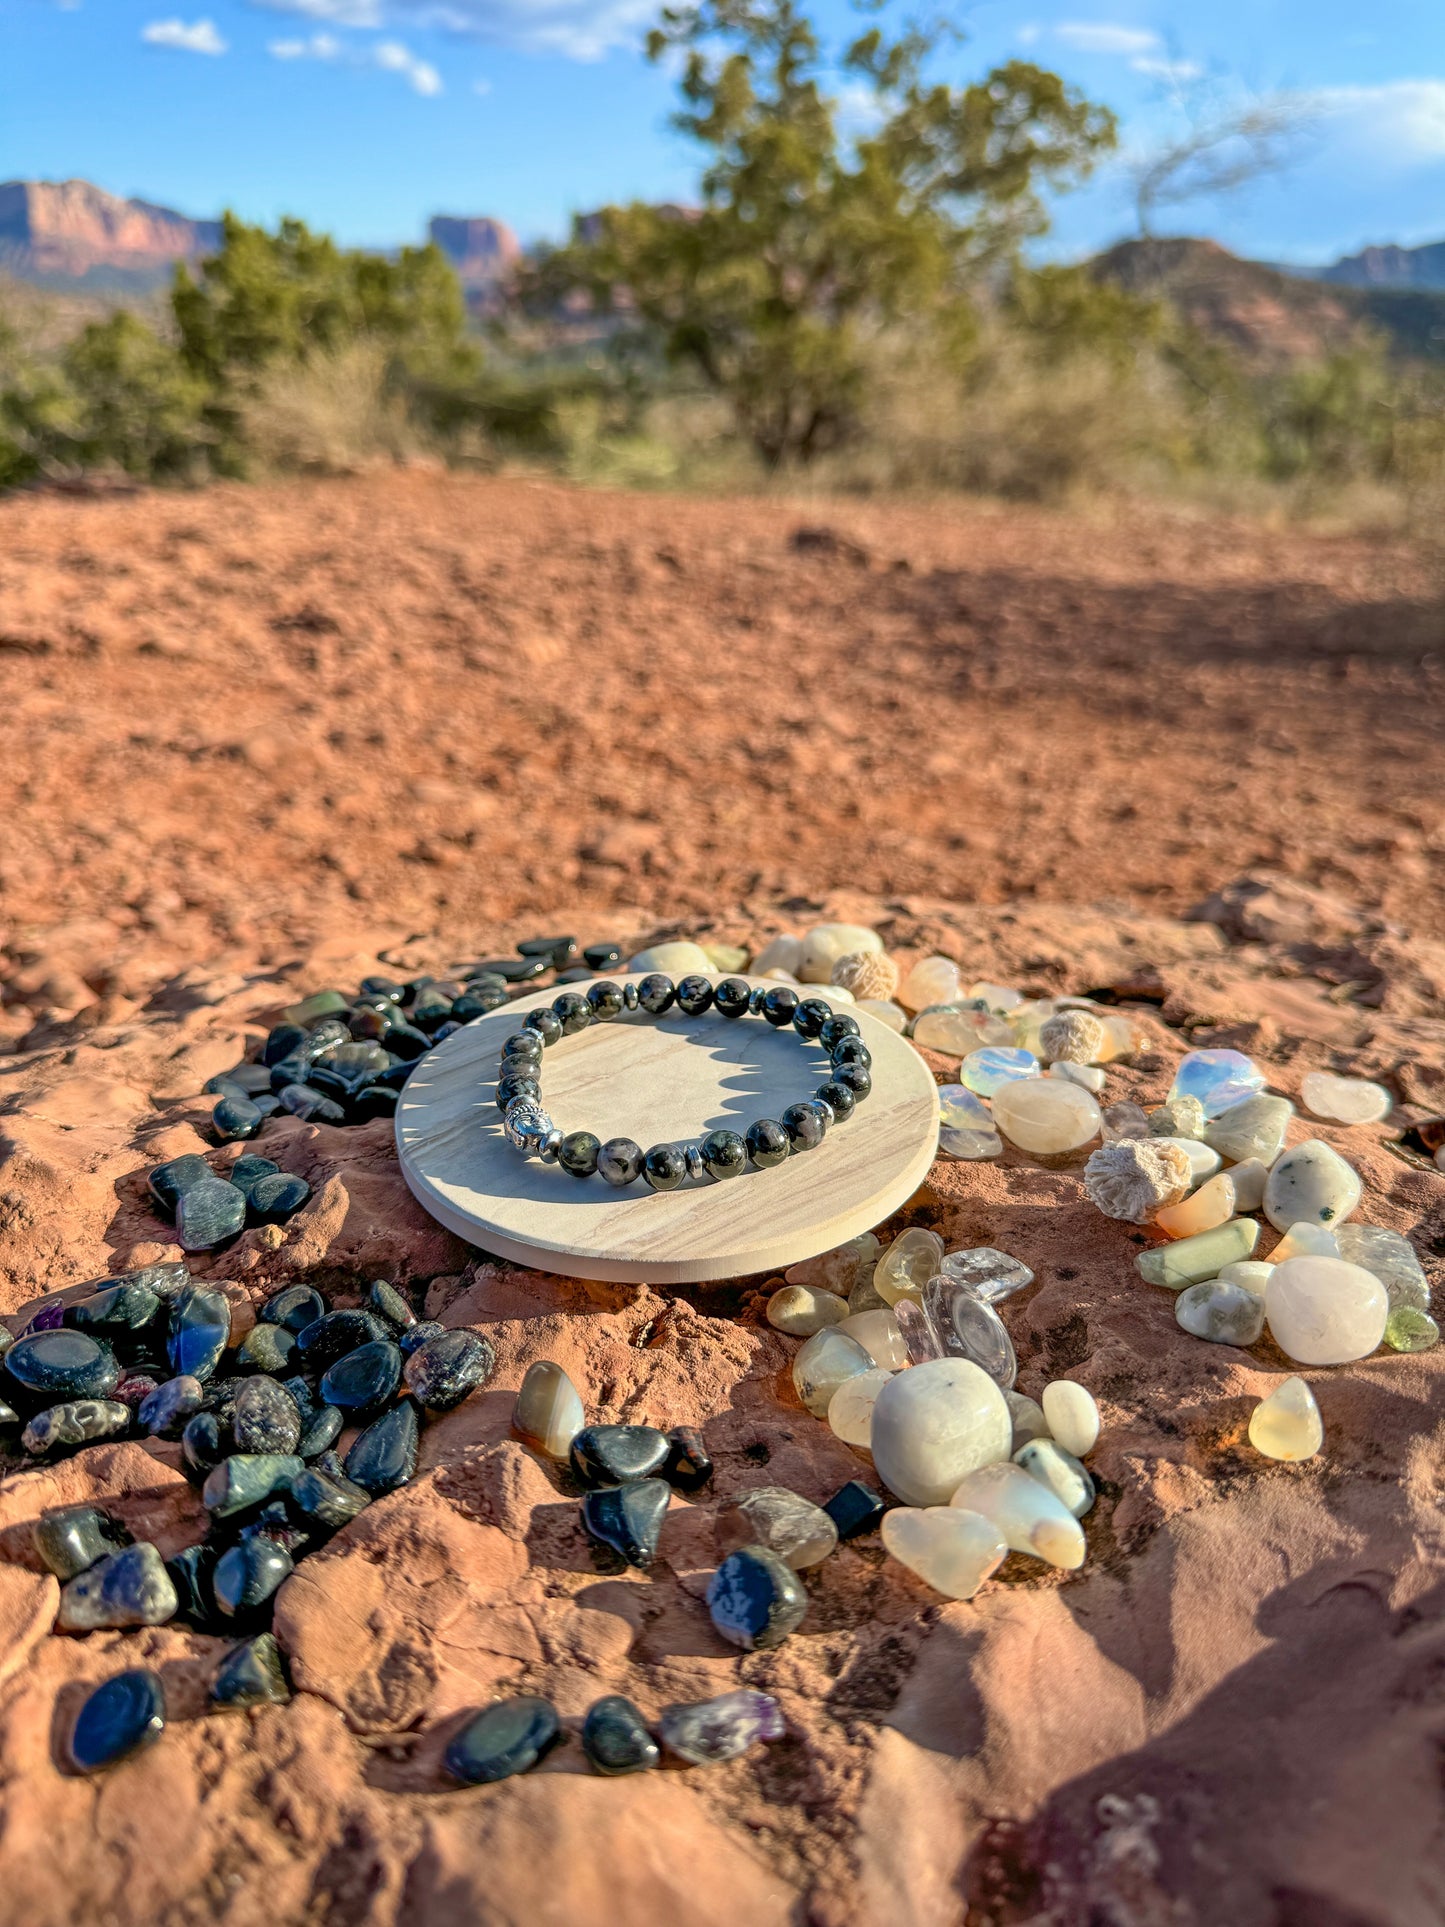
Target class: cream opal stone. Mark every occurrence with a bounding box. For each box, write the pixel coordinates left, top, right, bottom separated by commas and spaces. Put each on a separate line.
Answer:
1248, 1375, 1323, 1461
1204, 1094, 1294, 1166
1227, 1158, 1270, 1212
793, 1328, 874, 1417
1041, 1380, 1100, 1457
827, 1367, 893, 1449
992, 1078, 1102, 1156
881, 1506, 1008, 1600
899, 955, 962, 1012
799, 923, 883, 984
869, 1358, 1012, 1507
873, 1226, 945, 1307
1095, 1014, 1139, 1063
1300, 1071, 1392, 1125
1263, 1140, 1362, 1234
752, 934, 803, 977
1154, 1171, 1236, 1239
949, 1463, 1086, 1569
766, 1285, 850, 1337
512, 1361, 585, 1460
1265, 1256, 1387, 1364
856, 998, 908, 1033
1156, 1137, 1223, 1185
839, 1309, 908, 1370
1270, 1221, 1340, 1264
627, 940, 714, 975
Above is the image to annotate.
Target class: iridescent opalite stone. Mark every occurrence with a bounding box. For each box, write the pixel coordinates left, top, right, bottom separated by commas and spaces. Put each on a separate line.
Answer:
1168, 1048, 1266, 1119
937, 1085, 1003, 1160
960, 1047, 1039, 1098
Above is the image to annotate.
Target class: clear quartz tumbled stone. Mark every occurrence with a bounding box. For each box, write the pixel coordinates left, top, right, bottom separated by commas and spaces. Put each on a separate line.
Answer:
872, 1227, 945, 1307
938, 1247, 1035, 1304
1333, 1224, 1430, 1312
1248, 1375, 1322, 1461
922, 1278, 1017, 1387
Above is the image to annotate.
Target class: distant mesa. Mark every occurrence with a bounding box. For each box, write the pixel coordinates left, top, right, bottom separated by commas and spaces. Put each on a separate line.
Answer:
1316, 239, 1445, 292
0, 178, 221, 292
427, 215, 521, 289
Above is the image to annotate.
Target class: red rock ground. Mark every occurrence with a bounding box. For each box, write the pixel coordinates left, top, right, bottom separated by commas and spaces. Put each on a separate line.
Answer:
0, 475, 1443, 1926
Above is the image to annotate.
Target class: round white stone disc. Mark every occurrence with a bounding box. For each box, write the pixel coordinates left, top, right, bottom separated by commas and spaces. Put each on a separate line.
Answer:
395, 976, 940, 1284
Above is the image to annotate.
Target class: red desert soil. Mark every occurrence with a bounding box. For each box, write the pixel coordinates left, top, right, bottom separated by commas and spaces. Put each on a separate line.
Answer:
0, 475, 1444, 1926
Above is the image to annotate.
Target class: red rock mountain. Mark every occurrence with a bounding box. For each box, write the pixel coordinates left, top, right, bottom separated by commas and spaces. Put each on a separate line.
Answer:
427, 215, 521, 290
0, 178, 222, 289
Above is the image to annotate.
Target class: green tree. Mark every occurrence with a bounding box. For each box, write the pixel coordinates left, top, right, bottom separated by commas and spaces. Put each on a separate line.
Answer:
530, 0, 1116, 466
60, 312, 210, 478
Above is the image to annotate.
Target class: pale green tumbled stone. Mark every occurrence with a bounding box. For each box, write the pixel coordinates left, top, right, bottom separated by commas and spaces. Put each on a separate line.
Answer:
703, 942, 750, 974
1149, 1095, 1206, 1140
1175, 1279, 1266, 1347
1204, 1094, 1293, 1165
1263, 1140, 1362, 1234
1385, 1306, 1439, 1352
1334, 1224, 1431, 1312
1136, 1217, 1260, 1290
1013, 1438, 1094, 1518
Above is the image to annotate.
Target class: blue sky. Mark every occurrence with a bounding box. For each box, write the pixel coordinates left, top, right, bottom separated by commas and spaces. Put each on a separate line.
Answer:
2, 0, 1443, 262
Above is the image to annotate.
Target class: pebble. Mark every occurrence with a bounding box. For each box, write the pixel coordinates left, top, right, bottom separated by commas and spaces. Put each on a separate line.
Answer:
1204, 1094, 1294, 1165
922, 1280, 1016, 1388
1014, 1438, 1094, 1517
1271, 1221, 1340, 1263
512, 1361, 586, 1459
793, 1327, 874, 1415
1149, 1095, 1205, 1140
767, 1285, 849, 1336
1248, 1375, 1322, 1461
297, 1309, 387, 1369
1265, 1256, 1387, 1364
658, 1689, 785, 1765
939, 1247, 1036, 1304
167, 1543, 219, 1627
893, 1298, 941, 1363
1385, 1306, 1440, 1351
822, 1479, 886, 1538
838, 1308, 907, 1369
899, 954, 961, 1011
403, 1328, 494, 1411
784, 1232, 881, 1297
937, 1085, 1004, 1159
70, 1669, 166, 1773
1102, 1100, 1149, 1142
1083, 1140, 1193, 1222
949, 1462, 1086, 1569
627, 940, 713, 976
212, 1093, 263, 1143
175, 1176, 247, 1252
211, 1632, 290, 1710
914, 1005, 1008, 1056
1154, 1171, 1236, 1239
960, 1047, 1039, 1098
344, 1399, 421, 1496
716, 1486, 838, 1569
398, 1320, 446, 1357
569, 1424, 671, 1488
231, 1377, 302, 1455
1263, 1140, 1362, 1234
583, 941, 624, 971
261, 1285, 326, 1333
33, 1503, 131, 1580
1333, 1224, 1431, 1312
22, 1397, 129, 1455
799, 923, 883, 985
663, 1426, 713, 1491
582, 1478, 670, 1567
235, 1324, 298, 1375
1300, 1071, 1392, 1125
1040, 1381, 1100, 1456
1136, 1217, 1259, 1289
138, 1375, 204, 1437
1005, 1390, 1050, 1449
992, 1076, 1102, 1156
248, 1174, 312, 1223
582, 1694, 660, 1774
1048, 1061, 1106, 1093
1175, 1279, 1267, 1347
1228, 1158, 1271, 1212
1217, 1259, 1275, 1296
881, 1505, 1008, 1598
57, 1542, 178, 1631
181, 1412, 225, 1481
229, 1152, 280, 1199
707, 1545, 807, 1649
213, 1536, 293, 1624
168, 1287, 231, 1381
148, 1153, 212, 1217
827, 1367, 893, 1446
869, 1358, 1012, 1507
446, 1693, 564, 1784
1169, 1048, 1266, 1118
6, 1328, 120, 1402
872, 1226, 945, 1307
364, 1278, 416, 1332
847, 1269, 891, 1315
72, 1280, 163, 1344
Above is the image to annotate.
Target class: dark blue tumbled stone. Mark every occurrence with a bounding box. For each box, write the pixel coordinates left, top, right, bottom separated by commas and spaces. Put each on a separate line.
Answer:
296, 1309, 386, 1368
268, 1052, 312, 1094
71, 1669, 165, 1773
296, 1400, 344, 1460
147, 1153, 212, 1219
33, 1503, 131, 1580
319, 1339, 402, 1415
351, 1085, 399, 1123
568, 1424, 670, 1489
278, 1084, 346, 1125
138, 1374, 204, 1438
167, 1287, 231, 1380
821, 1479, 886, 1540
286, 1466, 370, 1535
398, 1319, 445, 1357
166, 1542, 219, 1627
581, 1479, 670, 1569
211, 1632, 290, 1710
247, 1174, 312, 1224
5, 1329, 119, 1402
231, 1377, 302, 1455
70, 1281, 162, 1340
175, 1178, 246, 1254
582, 942, 623, 970
230, 1153, 281, 1197
359, 976, 406, 1004
212, 1094, 264, 1143
343, 1398, 419, 1497
213, 1535, 293, 1625
261, 1285, 325, 1334
234, 1322, 298, 1376
402, 1329, 494, 1412
203, 1453, 304, 1518
181, 1410, 224, 1482
263, 1022, 308, 1067
706, 1546, 807, 1650
380, 1022, 430, 1061
582, 1694, 659, 1775
444, 1695, 561, 1785
57, 1543, 178, 1631
363, 1278, 415, 1333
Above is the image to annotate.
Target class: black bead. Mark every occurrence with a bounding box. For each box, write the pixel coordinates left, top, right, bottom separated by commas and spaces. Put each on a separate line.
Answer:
517, 934, 577, 965
635, 973, 675, 1015
675, 974, 714, 1016
822, 1479, 887, 1540
745, 1118, 791, 1169
586, 979, 625, 1021
71, 1669, 166, 1773
663, 1425, 713, 1491
713, 977, 752, 1018
319, 1340, 402, 1416
444, 1696, 562, 1785
700, 1129, 748, 1180
792, 997, 832, 1039
260, 1285, 325, 1333
819, 1014, 861, 1052
473, 956, 549, 982
706, 1546, 808, 1650
583, 942, 624, 970
835, 1062, 872, 1101
597, 1137, 644, 1187
496, 1073, 540, 1111
762, 986, 800, 1028
569, 1424, 671, 1488
403, 1329, 495, 1412
781, 1102, 827, 1152
344, 1398, 420, 1497
582, 1478, 670, 1568
559, 1131, 601, 1177
211, 1632, 290, 1710
501, 1029, 544, 1062
830, 1032, 871, 1068
817, 1078, 857, 1120
582, 1695, 659, 1775
524, 1008, 563, 1046
552, 991, 592, 1034
643, 1144, 687, 1192
6, 1329, 119, 1402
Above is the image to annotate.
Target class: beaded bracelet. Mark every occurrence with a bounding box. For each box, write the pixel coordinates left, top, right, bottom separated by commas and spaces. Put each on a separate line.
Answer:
496, 973, 873, 1191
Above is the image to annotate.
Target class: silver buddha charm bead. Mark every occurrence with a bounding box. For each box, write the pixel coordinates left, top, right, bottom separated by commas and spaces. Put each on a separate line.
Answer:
503, 1099, 556, 1157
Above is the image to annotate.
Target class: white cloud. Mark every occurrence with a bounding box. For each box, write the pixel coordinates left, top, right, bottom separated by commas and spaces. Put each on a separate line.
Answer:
250, 0, 654, 60
142, 16, 228, 53
259, 0, 383, 23
268, 27, 443, 90
1314, 79, 1445, 164
374, 37, 442, 91
1055, 21, 1159, 56
1131, 55, 1203, 83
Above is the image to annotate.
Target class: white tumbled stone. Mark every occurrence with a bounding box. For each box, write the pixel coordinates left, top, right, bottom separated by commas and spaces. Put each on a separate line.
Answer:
1014, 1438, 1095, 1517
1149, 1095, 1206, 1141
792, 1328, 874, 1417
1175, 1279, 1266, 1347
1048, 1061, 1106, 1093
991, 1078, 1102, 1156
881, 1505, 1008, 1599
627, 939, 715, 975
1263, 1139, 1362, 1233
827, 1366, 893, 1449
838, 1309, 908, 1370
898, 954, 963, 1011
1204, 1094, 1294, 1166
869, 1358, 1012, 1507
1249, 1375, 1323, 1461
1155, 1136, 1223, 1184
766, 1285, 849, 1337
1227, 1158, 1270, 1212
1334, 1224, 1430, 1312
949, 1462, 1086, 1569
1005, 1390, 1050, 1449
785, 1232, 881, 1297
1264, 1256, 1388, 1364
1217, 1259, 1275, 1297
856, 998, 908, 1033
1040, 1380, 1100, 1457
1300, 1071, 1392, 1125
1270, 1221, 1340, 1264
799, 923, 883, 984
752, 934, 803, 977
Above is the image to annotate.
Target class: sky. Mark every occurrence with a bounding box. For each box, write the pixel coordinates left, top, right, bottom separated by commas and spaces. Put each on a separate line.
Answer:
1, 0, 1443, 263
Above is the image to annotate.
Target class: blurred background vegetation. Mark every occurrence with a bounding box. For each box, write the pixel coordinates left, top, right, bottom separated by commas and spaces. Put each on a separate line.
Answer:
2, 0, 1442, 528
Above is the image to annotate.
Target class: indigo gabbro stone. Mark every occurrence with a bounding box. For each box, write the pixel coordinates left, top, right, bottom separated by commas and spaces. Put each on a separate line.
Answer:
675, 974, 714, 1016
700, 1129, 748, 1181
569, 1424, 671, 1489
706, 1547, 807, 1650
445, 1695, 562, 1785
203, 1453, 304, 1519
33, 1504, 132, 1581
57, 1542, 179, 1631
822, 1479, 886, 1540
147, 1153, 212, 1218
71, 1669, 166, 1773
70, 1281, 163, 1347
581, 1478, 670, 1569
365, 1278, 416, 1333
402, 1329, 494, 1412
297, 1309, 387, 1369
212, 1093, 264, 1143
344, 1398, 420, 1497
582, 1695, 659, 1775
585, 979, 624, 1022
168, 1286, 231, 1381
167, 1543, 218, 1627
398, 1320, 445, 1358
713, 977, 752, 1019
597, 1138, 644, 1188
583, 942, 623, 970
261, 1284, 325, 1333
211, 1632, 290, 1710
558, 1131, 601, 1178
642, 1145, 687, 1192
213, 1536, 293, 1625
6, 1329, 120, 1403
320, 1339, 402, 1416
231, 1377, 302, 1455
658, 1690, 785, 1767
181, 1411, 225, 1482
175, 1177, 247, 1253
744, 1119, 790, 1170
635, 973, 675, 1015
139, 1374, 204, 1437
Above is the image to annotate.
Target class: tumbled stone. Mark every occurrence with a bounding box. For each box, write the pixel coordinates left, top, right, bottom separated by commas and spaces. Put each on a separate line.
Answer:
232, 1377, 302, 1455
1301, 1071, 1391, 1125
1217, 1259, 1275, 1296
1014, 1438, 1094, 1517
767, 1285, 849, 1336
949, 1462, 1086, 1568
513, 1361, 586, 1460
71, 1669, 166, 1772
167, 1543, 219, 1628
71, 1281, 163, 1347
716, 1486, 838, 1569
893, 1298, 941, 1363
347, 1397, 423, 1498
398, 1320, 446, 1358
707, 1545, 807, 1649
627, 940, 714, 976
1385, 1306, 1439, 1351
1084, 1140, 1192, 1224
1039, 1009, 1105, 1065
211, 1632, 290, 1709
1175, 1279, 1267, 1347
261, 1285, 326, 1333
856, 998, 908, 1033
827, 1367, 893, 1448
181, 1411, 225, 1482
960, 1047, 1039, 1098
1158, 1137, 1224, 1184
138, 1375, 203, 1438
175, 1176, 247, 1252
1040, 1381, 1099, 1456
1204, 1094, 1294, 1165
1048, 1061, 1106, 1093
898, 953, 960, 1010
1248, 1375, 1322, 1461
1005, 1390, 1050, 1449
663, 1425, 713, 1491
847, 1269, 891, 1315
362, 1278, 415, 1333
1265, 1256, 1387, 1364
1228, 1158, 1271, 1212
822, 1479, 886, 1538
838, 1308, 907, 1369
297, 1310, 387, 1370
286, 1465, 371, 1534
402, 1328, 494, 1411
248, 1174, 312, 1224
783, 1231, 881, 1296
6, 1329, 120, 1402
1334, 1225, 1431, 1312
582, 1694, 659, 1775
922, 1279, 1016, 1388
148, 1153, 212, 1218
870, 1358, 1012, 1507
569, 1424, 671, 1488
203, 1453, 304, 1518
57, 1542, 178, 1631
992, 1077, 1101, 1156
872, 1226, 945, 1308
1136, 1218, 1260, 1289
582, 1478, 670, 1568
168, 1286, 231, 1381
1170, 1048, 1266, 1118
792, 1328, 874, 1416
1149, 1095, 1205, 1140
213, 1536, 293, 1625
882, 1505, 1007, 1598
22, 1397, 129, 1456
212, 1093, 264, 1143
659, 1689, 785, 1765
936, 1084, 1004, 1160
939, 1247, 1035, 1304
914, 1004, 1010, 1056
1155, 1171, 1236, 1239
751, 934, 802, 976
33, 1504, 131, 1581
1264, 1140, 1362, 1233
234, 1323, 298, 1376
1271, 1221, 1340, 1263
1101, 1100, 1150, 1142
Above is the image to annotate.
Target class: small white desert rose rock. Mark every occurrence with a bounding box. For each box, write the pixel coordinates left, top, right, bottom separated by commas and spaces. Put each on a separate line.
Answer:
1039, 1010, 1106, 1065
1083, 1139, 1193, 1223
830, 951, 898, 1000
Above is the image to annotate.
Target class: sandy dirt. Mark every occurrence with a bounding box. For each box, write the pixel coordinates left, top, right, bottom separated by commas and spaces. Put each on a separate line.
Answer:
0, 475, 1443, 1927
